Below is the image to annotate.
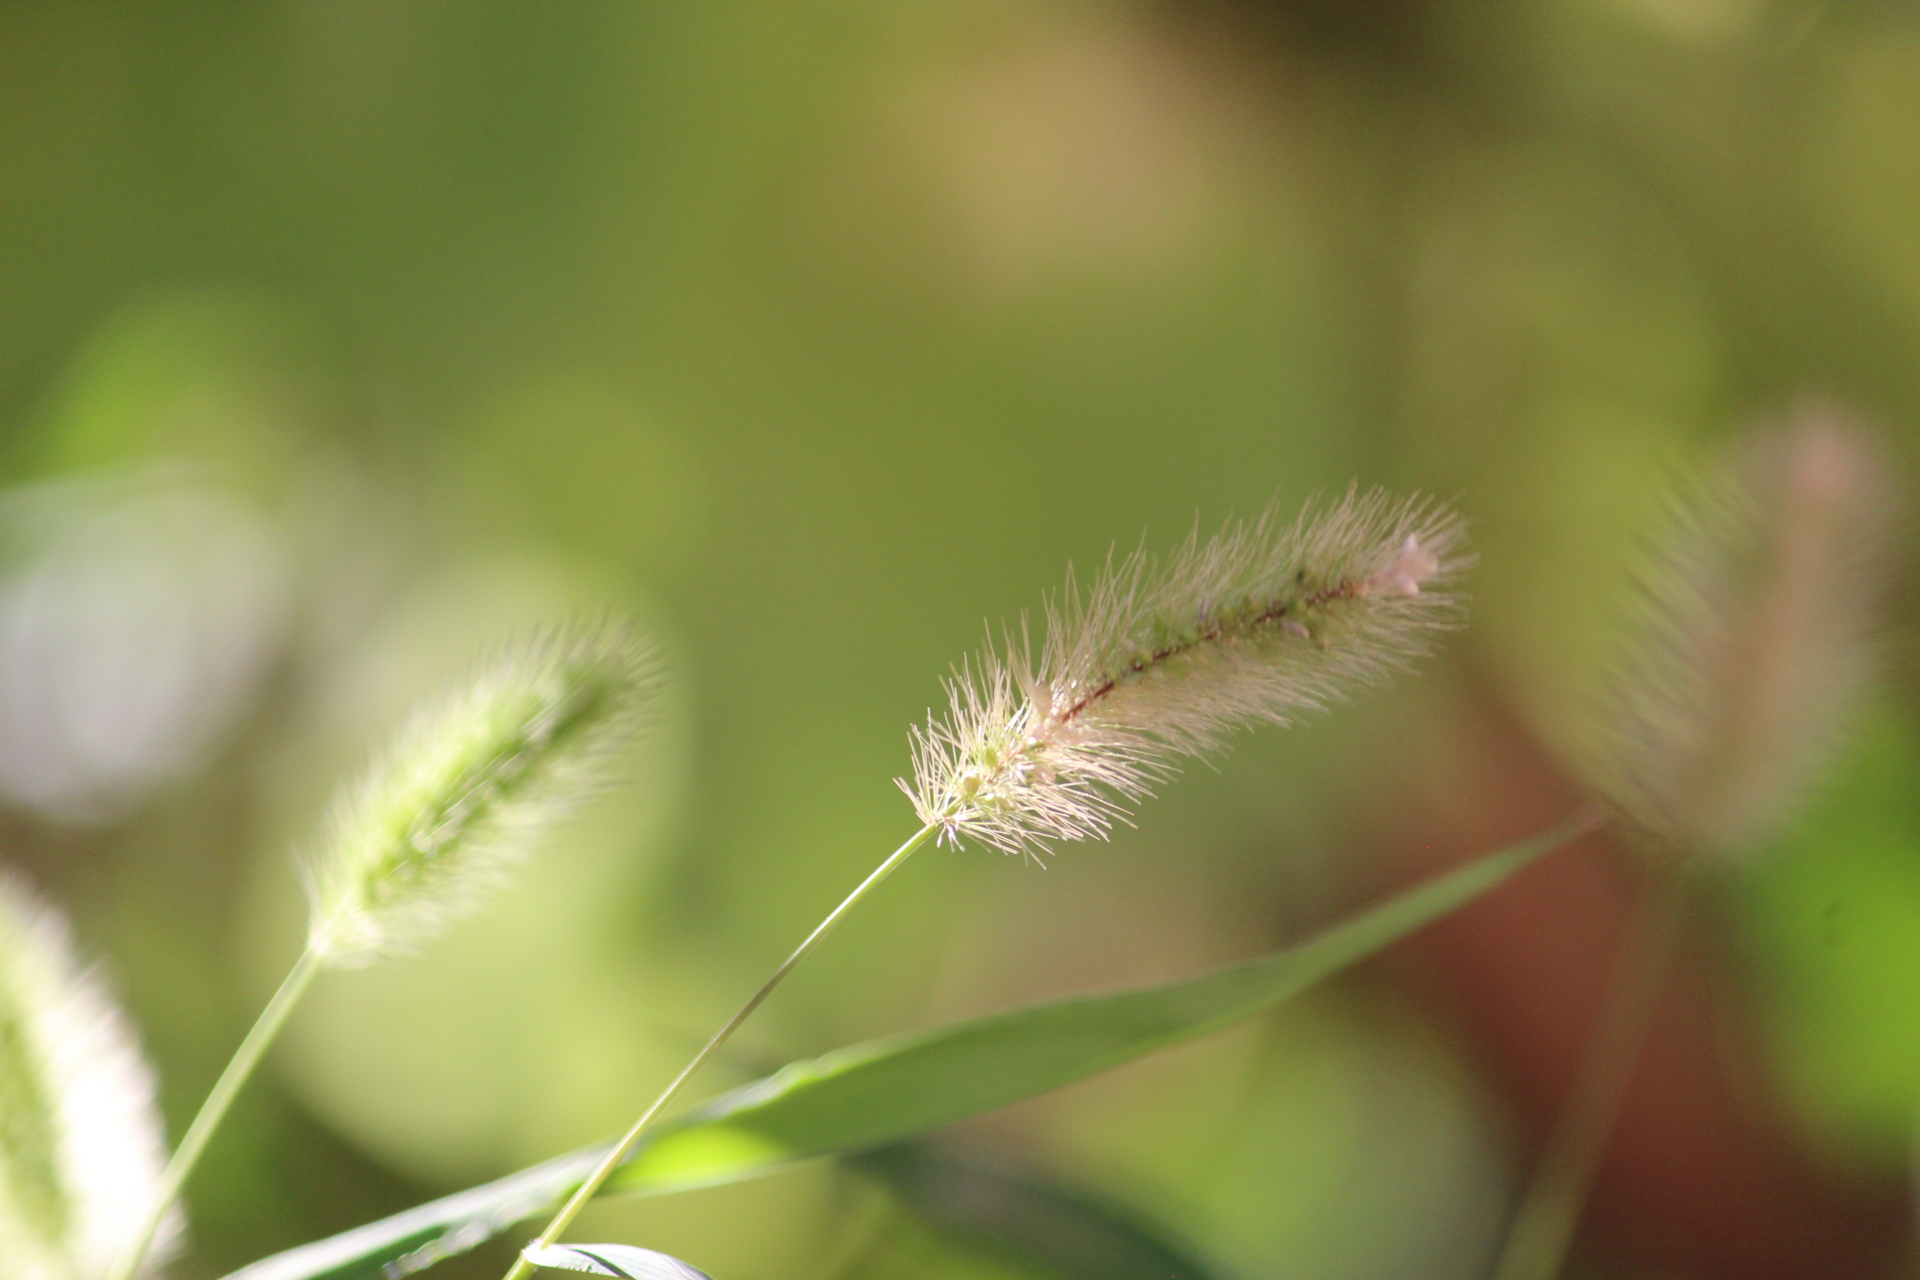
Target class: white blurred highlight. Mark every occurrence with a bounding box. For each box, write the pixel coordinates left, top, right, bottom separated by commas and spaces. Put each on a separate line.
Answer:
0, 471, 291, 824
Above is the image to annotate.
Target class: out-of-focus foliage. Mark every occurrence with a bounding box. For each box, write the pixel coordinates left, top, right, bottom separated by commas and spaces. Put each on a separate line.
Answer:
1741, 707, 1920, 1165
0, 1, 1914, 1278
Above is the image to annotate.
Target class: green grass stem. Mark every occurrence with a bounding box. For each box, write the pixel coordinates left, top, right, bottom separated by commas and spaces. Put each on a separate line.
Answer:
110, 946, 325, 1280
504, 822, 940, 1280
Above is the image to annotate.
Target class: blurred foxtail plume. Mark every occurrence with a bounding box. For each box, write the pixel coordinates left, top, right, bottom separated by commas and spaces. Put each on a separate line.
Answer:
0, 874, 179, 1280
307, 621, 662, 965
1601, 407, 1900, 859
904, 487, 1470, 854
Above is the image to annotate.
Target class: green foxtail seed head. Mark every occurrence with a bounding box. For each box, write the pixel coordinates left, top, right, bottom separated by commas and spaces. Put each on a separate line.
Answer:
0, 875, 179, 1280
306, 622, 660, 965
1602, 409, 1898, 859
903, 487, 1469, 855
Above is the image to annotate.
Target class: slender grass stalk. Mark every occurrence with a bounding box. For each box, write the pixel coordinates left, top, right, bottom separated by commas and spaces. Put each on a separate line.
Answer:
507, 822, 939, 1280
1490, 860, 1690, 1280
109, 950, 321, 1280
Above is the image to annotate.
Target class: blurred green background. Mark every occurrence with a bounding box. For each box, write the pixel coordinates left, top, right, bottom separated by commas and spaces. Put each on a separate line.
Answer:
1, 2, 1917, 1277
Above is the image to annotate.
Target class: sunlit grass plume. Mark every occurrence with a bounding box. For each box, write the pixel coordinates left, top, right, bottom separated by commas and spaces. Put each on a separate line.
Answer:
0, 875, 178, 1280
307, 622, 661, 964
906, 487, 1469, 854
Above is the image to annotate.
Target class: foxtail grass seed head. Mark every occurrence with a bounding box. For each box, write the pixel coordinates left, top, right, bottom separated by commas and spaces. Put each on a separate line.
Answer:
0, 875, 179, 1280
1603, 409, 1899, 859
306, 622, 661, 965
903, 489, 1470, 855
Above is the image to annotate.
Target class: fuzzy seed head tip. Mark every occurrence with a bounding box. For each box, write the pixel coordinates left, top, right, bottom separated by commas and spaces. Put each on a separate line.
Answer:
1363, 534, 1442, 597
0, 874, 180, 1279
901, 487, 1470, 856
305, 620, 663, 966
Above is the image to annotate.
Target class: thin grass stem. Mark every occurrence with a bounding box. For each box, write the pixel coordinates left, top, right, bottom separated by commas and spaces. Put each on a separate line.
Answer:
109, 945, 326, 1280
504, 822, 940, 1280
1490, 859, 1690, 1280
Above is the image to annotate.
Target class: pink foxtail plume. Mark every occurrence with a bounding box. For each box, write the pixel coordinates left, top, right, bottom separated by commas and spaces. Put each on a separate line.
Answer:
902, 488, 1471, 856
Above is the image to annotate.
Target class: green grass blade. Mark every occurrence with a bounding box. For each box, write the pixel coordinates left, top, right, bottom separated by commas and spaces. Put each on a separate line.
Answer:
221, 813, 1590, 1280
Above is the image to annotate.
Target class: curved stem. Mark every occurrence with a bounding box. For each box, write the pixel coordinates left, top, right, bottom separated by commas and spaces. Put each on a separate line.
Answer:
506, 823, 939, 1280
111, 946, 325, 1280
1490, 858, 1690, 1280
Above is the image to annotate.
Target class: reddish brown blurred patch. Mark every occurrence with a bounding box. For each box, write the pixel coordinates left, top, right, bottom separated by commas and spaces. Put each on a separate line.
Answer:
1375, 676, 1906, 1279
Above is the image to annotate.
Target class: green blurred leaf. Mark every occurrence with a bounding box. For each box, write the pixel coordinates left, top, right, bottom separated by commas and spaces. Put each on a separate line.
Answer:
855, 1143, 1235, 1280
35, 289, 322, 499
523, 1243, 712, 1279
221, 815, 1586, 1280
1739, 705, 1920, 1163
